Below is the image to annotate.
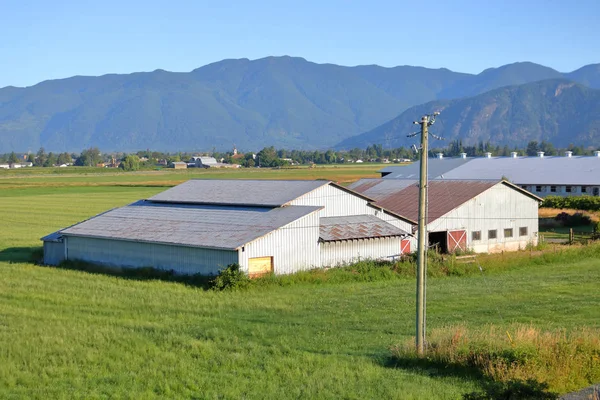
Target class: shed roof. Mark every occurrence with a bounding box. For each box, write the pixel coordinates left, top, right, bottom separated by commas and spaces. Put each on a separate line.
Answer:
381, 156, 600, 185
148, 179, 332, 207
58, 201, 321, 250
319, 215, 409, 242
349, 179, 499, 223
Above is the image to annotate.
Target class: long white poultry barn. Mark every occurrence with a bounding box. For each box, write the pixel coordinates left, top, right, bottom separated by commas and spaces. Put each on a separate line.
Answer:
349, 178, 542, 253
42, 180, 414, 276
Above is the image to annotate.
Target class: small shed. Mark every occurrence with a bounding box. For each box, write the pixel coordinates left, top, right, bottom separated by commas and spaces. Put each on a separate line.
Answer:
171, 161, 187, 169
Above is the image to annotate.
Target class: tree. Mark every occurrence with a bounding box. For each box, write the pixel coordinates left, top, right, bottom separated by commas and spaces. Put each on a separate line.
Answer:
75, 147, 101, 167
256, 146, 278, 167
27, 153, 35, 163
526, 141, 539, 156
8, 151, 18, 166
44, 152, 57, 167
57, 152, 71, 165
35, 147, 47, 167
119, 155, 140, 171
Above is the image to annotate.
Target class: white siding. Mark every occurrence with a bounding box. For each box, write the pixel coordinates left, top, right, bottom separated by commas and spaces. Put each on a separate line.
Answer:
239, 211, 320, 275
43, 241, 65, 265
320, 237, 403, 267
426, 183, 539, 253
65, 236, 238, 275
291, 184, 414, 233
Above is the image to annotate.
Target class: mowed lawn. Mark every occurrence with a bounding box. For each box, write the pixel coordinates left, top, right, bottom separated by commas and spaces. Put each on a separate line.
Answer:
0, 178, 599, 398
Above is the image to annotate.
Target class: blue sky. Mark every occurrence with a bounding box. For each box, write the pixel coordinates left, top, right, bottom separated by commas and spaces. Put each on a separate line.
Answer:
1, 0, 599, 88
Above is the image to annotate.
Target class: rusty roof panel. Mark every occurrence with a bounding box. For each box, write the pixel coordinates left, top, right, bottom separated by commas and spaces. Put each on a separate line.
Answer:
319, 215, 409, 242
349, 179, 497, 223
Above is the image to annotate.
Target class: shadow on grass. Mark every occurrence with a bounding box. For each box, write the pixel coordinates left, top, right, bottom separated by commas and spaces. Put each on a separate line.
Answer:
0, 246, 42, 263
382, 355, 558, 399
51, 260, 214, 290
0, 248, 215, 290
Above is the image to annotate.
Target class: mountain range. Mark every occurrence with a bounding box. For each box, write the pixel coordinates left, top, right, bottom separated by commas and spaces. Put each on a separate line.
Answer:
336, 79, 600, 149
1, 56, 599, 153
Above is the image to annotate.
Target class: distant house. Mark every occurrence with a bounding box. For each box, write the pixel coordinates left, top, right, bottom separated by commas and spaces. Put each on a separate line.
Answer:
42, 179, 414, 276
171, 161, 188, 169
0, 163, 9, 169
10, 162, 33, 169
380, 151, 600, 197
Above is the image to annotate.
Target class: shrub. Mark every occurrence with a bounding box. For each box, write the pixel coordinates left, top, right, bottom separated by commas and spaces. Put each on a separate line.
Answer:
554, 212, 592, 226
210, 263, 250, 291
542, 195, 600, 211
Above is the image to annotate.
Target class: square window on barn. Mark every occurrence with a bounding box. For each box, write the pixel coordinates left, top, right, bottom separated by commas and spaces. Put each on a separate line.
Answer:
519, 227, 528, 236
472, 231, 481, 241
488, 230, 497, 239
550, 186, 557, 192
535, 185, 542, 192
504, 228, 513, 238
581, 186, 588, 193
566, 186, 572, 193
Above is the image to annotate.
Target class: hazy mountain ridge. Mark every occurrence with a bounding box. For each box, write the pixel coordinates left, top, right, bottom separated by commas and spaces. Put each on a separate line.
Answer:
0, 56, 599, 152
336, 79, 600, 149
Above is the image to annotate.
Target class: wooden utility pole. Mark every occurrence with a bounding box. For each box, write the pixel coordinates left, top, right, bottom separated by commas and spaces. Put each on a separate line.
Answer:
410, 112, 440, 356
416, 116, 428, 355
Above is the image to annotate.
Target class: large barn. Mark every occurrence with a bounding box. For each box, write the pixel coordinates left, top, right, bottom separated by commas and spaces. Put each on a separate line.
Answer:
349, 179, 542, 253
380, 152, 600, 197
42, 180, 414, 276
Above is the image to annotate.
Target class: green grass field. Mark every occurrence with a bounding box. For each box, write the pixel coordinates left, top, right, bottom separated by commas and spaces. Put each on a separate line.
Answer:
0, 169, 599, 398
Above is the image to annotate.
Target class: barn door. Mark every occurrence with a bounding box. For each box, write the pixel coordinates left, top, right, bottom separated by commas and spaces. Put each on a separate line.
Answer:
248, 256, 273, 278
400, 239, 411, 254
447, 230, 467, 253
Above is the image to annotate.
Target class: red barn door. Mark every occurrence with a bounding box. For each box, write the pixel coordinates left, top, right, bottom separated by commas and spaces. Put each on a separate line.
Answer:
447, 230, 467, 252
400, 239, 411, 254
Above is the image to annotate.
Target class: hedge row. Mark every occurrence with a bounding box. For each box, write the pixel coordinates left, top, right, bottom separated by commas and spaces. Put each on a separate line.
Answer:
541, 195, 600, 211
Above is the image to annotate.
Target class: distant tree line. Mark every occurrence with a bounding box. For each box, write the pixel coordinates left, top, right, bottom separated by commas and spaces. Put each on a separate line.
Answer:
1, 141, 598, 169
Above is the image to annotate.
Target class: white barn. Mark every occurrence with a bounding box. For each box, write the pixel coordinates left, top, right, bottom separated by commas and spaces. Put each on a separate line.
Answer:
349, 179, 542, 253
42, 180, 414, 276
380, 152, 600, 197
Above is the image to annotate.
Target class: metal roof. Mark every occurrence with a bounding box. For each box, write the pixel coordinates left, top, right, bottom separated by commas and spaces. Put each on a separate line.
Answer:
349, 179, 498, 224
198, 157, 217, 165
148, 179, 330, 207
381, 156, 600, 185
319, 215, 409, 242
59, 200, 322, 250
41, 231, 63, 242
381, 158, 472, 179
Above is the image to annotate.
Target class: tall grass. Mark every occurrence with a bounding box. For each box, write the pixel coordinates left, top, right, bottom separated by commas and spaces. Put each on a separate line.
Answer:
248, 243, 600, 288
391, 324, 600, 395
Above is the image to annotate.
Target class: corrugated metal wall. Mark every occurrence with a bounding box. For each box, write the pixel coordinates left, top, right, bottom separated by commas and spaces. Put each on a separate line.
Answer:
43, 241, 65, 265
65, 236, 238, 275
320, 237, 403, 267
240, 211, 320, 275
427, 183, 539, 253
291, 184, 415, 233
291, 184, 373, 217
